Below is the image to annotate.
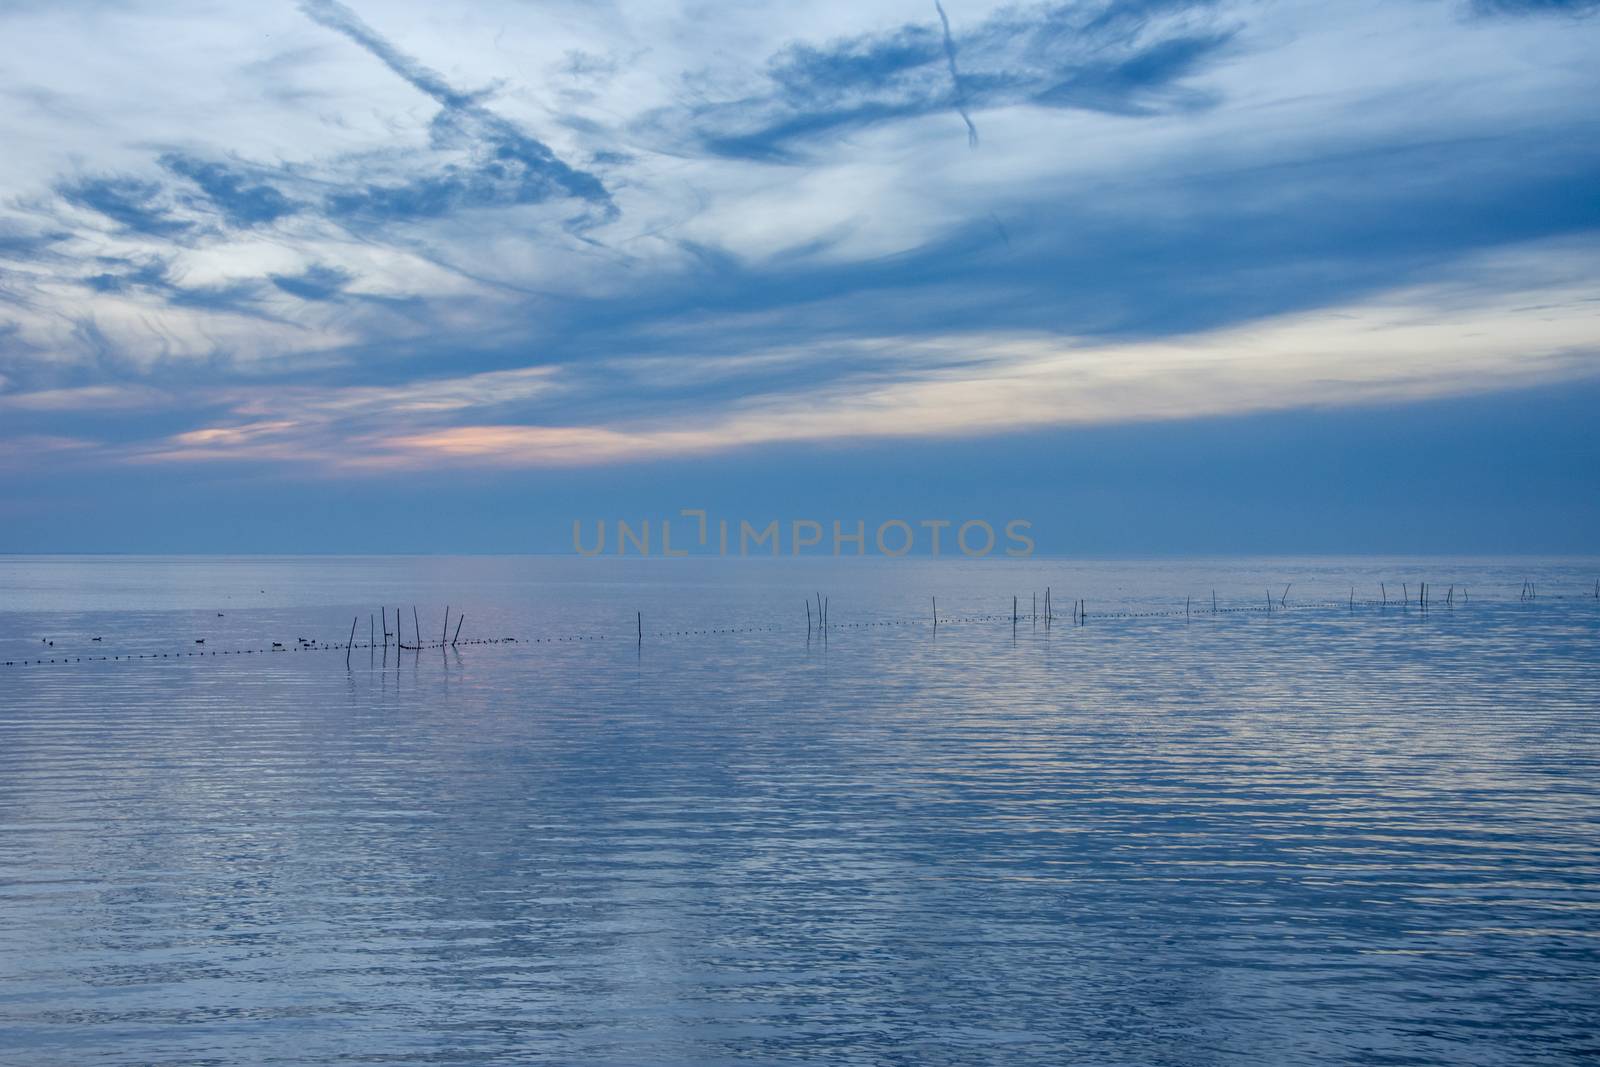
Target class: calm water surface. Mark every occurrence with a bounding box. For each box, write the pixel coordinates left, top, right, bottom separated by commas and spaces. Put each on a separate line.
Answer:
1, 556, 1597, 1065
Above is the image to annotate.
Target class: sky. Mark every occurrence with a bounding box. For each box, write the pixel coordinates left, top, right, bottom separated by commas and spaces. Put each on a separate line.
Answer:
0, 0, 1597, 554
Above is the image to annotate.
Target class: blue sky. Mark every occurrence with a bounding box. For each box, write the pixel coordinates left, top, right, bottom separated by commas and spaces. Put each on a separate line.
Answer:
0, 0, 1596, 553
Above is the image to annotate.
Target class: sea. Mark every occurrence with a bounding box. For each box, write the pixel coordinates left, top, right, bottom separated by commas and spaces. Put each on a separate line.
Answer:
1, 555, 1597, 1065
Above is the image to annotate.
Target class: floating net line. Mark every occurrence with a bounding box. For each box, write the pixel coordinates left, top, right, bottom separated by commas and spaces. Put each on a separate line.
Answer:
4, 580, 1593, 671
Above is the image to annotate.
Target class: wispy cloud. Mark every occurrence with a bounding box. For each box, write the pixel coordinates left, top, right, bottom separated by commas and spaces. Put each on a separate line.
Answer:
1469, 0, 1600, 15
0, 0, 1597, 494
661, 0, 1231, 161
56, 175, 194, 238
160, 153, 301, 228
299, 0, 612, 222
269, 264, 353, 302
19, 240, 1586, 471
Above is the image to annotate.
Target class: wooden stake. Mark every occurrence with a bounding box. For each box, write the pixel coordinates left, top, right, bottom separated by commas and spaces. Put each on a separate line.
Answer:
346, 616, 357, 667
443, 606, 450, 647
931, 596, 937, 630
413, 606, 421, 648
453, 615, 463, 646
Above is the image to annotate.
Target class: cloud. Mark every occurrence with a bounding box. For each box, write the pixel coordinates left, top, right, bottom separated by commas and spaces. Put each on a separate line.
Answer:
299, 0, 613, 222
1, 0, 1598, 488
77, 255, 273, 316
366, 274, 1600, 467
99, 364, 565, 466
668, 0, 1231, 160
56, 175, 193, 237
64, 238, 1599, 470
0, 223, 64, 261
160, 153, 300, 227
1470, 0, 1600, 14
321, 127, 609, 223
83, 256, 170, 293
0, 383, 167, 411
269, 264, 353, 301
297, 0, 485, 110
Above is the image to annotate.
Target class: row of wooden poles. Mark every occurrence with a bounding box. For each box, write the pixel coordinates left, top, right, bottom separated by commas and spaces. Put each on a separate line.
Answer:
346, 605, 465, 666
723, 576, 1587, 645
957, 579, 1476, 630
992, 588, 1088, 629
9, 578, 1591, 671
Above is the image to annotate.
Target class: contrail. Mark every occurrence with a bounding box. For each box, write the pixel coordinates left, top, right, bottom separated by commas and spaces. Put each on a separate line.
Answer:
934, 1, 979, 148
299, 0, 476, 110
297, 0, 614, 215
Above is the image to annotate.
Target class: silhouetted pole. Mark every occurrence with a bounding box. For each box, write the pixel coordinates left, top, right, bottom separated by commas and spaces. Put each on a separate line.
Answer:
346, 616, 357, 668
452, 615, 463, 646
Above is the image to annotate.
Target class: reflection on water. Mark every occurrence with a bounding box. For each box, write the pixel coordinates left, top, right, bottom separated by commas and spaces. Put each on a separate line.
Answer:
1, 557, 1597, 1065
